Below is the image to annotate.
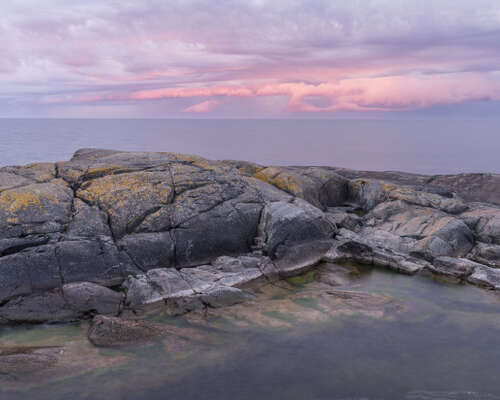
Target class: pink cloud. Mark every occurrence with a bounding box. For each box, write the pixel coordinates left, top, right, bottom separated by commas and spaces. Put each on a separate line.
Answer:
183, 99, 220, 113
39, 72, 500, 114
131, 86, 254, 100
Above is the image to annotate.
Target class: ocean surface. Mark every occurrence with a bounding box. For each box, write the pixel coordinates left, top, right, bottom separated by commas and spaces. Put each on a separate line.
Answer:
1, 119, 499, 174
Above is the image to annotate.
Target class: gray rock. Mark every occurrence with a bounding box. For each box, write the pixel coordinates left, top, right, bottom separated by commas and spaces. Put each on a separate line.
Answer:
424, 257, 481, 279
460, 205, 500, 245
200, 286, 250, 308
274, 240, 334, 277
333, 168, 500, 207
0, 282, 124, 323
324, 233, 426, 275
66, 199, 111, 237
365, 202, 474, 260
467, 265, 500, 290
118, 232, 175, 271
261, 199, 335, 257
57, 238, 139, 286
325, 208, 361, 231
2, 149, 500, 324
0, 245, 60, 303
0, 290, 73, 323
63, 282, 124, 316
467, 242, 500, 268
124, 268, 194, 308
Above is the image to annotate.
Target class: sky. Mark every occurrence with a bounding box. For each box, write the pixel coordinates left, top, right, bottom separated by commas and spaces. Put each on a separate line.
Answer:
1, 0, 500, 118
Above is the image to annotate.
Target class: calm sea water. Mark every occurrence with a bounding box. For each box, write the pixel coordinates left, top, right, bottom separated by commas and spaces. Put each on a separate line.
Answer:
0, 119, 499, 174
3, 266, 500, 400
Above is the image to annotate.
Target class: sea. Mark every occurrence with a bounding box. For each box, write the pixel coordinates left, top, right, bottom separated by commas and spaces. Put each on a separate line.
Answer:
1, 119, 499, 174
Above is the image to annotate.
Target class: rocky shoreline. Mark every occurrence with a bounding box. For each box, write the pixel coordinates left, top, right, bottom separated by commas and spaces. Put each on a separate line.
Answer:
0, 148, 499, 326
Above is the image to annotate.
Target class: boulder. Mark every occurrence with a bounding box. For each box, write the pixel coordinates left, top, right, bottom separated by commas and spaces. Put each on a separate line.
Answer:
467, 243, 500, 269
62, 282, 124, 316
253, 166, 348, 209
467, 265, 500, 290
261, 199, 335, 257
460, 205, 500, 245
423, 257, 481, 280
0, 282, 123, 323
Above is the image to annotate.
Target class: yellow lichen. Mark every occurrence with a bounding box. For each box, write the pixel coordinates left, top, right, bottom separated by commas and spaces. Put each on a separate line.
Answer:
253, 168, 303, 196
0, 191, 43, 213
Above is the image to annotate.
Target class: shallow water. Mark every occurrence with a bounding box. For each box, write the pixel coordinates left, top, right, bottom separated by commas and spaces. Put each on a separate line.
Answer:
1, 119, 499, 174
2, 266, 500, 400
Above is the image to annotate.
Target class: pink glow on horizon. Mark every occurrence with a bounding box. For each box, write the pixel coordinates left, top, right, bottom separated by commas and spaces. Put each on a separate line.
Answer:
42, 73, 500, 114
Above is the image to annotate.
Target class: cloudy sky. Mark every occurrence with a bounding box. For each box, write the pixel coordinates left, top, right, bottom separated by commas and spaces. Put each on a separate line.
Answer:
2, 0, 500, 118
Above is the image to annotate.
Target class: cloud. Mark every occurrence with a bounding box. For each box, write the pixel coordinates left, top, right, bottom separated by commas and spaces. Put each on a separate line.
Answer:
1, 0, 500, 117
183, 99, 220, 113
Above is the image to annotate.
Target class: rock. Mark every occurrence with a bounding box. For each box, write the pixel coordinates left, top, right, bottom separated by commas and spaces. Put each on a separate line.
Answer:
66, 199, 111, 237
253, 166, 348, 209
325, 207, 361, 230
333, 168, 500, 206
317, 263, 360, 287
0, 179, 73, 239
0, 282, 124, 323
348, 179, 386, 211
200, 286, 250, 308
117, 232, 175, 271
467, 265, 500, 290
0, 346, 62, 375
56, 238, 139, 287
460, 204, 500, 245
274, 240, 334, 277
428, 173, 500, 206
261, 199, 335, 257
467, 243, 500, 268
348, 178, 468, 214
87, 315, 169, 347
1, 148, 500, 324
0, 245, 61, 303
423, 257, 481, 280
0, 290, 74, 323
324, 233, 426, 275
365, 201, 474, 260
124, 268, 194, 308
63, 282, 124, 316
221, 160, 264, 176
173, 201, 262, 267
125, 257, 263, 311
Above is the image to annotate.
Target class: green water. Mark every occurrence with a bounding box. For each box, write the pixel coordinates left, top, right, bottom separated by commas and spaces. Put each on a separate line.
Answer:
2, 265, 500, 400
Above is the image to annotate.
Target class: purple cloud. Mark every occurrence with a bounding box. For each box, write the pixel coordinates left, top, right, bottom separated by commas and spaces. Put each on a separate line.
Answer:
1, 0, 500, 117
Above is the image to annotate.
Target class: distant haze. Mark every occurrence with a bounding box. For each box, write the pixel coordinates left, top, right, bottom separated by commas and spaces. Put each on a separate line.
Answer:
1, 1, 500, 118
1, 119, 499, 175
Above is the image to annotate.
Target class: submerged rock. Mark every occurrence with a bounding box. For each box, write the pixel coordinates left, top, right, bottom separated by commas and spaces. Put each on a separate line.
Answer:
0, 346, 62, 376
87, 315, 206, 347
88, 316, 169, 347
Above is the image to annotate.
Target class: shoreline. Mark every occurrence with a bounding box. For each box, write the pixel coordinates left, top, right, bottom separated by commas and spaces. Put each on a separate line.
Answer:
0, 148, 499, 329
